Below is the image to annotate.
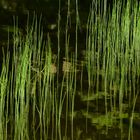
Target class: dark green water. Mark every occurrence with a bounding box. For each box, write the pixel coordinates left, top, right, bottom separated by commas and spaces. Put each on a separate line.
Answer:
0, 0, 140, 140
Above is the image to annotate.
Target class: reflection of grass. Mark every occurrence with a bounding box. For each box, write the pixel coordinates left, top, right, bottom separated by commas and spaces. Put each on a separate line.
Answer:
0, 0, 140, 140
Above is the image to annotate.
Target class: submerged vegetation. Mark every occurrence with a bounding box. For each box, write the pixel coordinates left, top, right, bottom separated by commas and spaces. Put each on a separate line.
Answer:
0, 0, 140, 139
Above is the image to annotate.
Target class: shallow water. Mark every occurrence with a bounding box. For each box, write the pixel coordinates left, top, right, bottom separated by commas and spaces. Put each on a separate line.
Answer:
0, 0, 140, 140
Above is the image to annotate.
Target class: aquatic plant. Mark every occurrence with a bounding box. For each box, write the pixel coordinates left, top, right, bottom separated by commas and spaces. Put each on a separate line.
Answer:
86, 0, 140, 139
0, 0, 140, 140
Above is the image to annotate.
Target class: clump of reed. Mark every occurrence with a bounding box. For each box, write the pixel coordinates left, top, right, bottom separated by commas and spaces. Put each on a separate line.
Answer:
0, 1, 79, 140
0, 0, 140, 140
86, 0, 140, 139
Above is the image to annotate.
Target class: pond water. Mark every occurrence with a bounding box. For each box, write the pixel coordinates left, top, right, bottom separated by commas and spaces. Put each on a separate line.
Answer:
0, 0, 140, 140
